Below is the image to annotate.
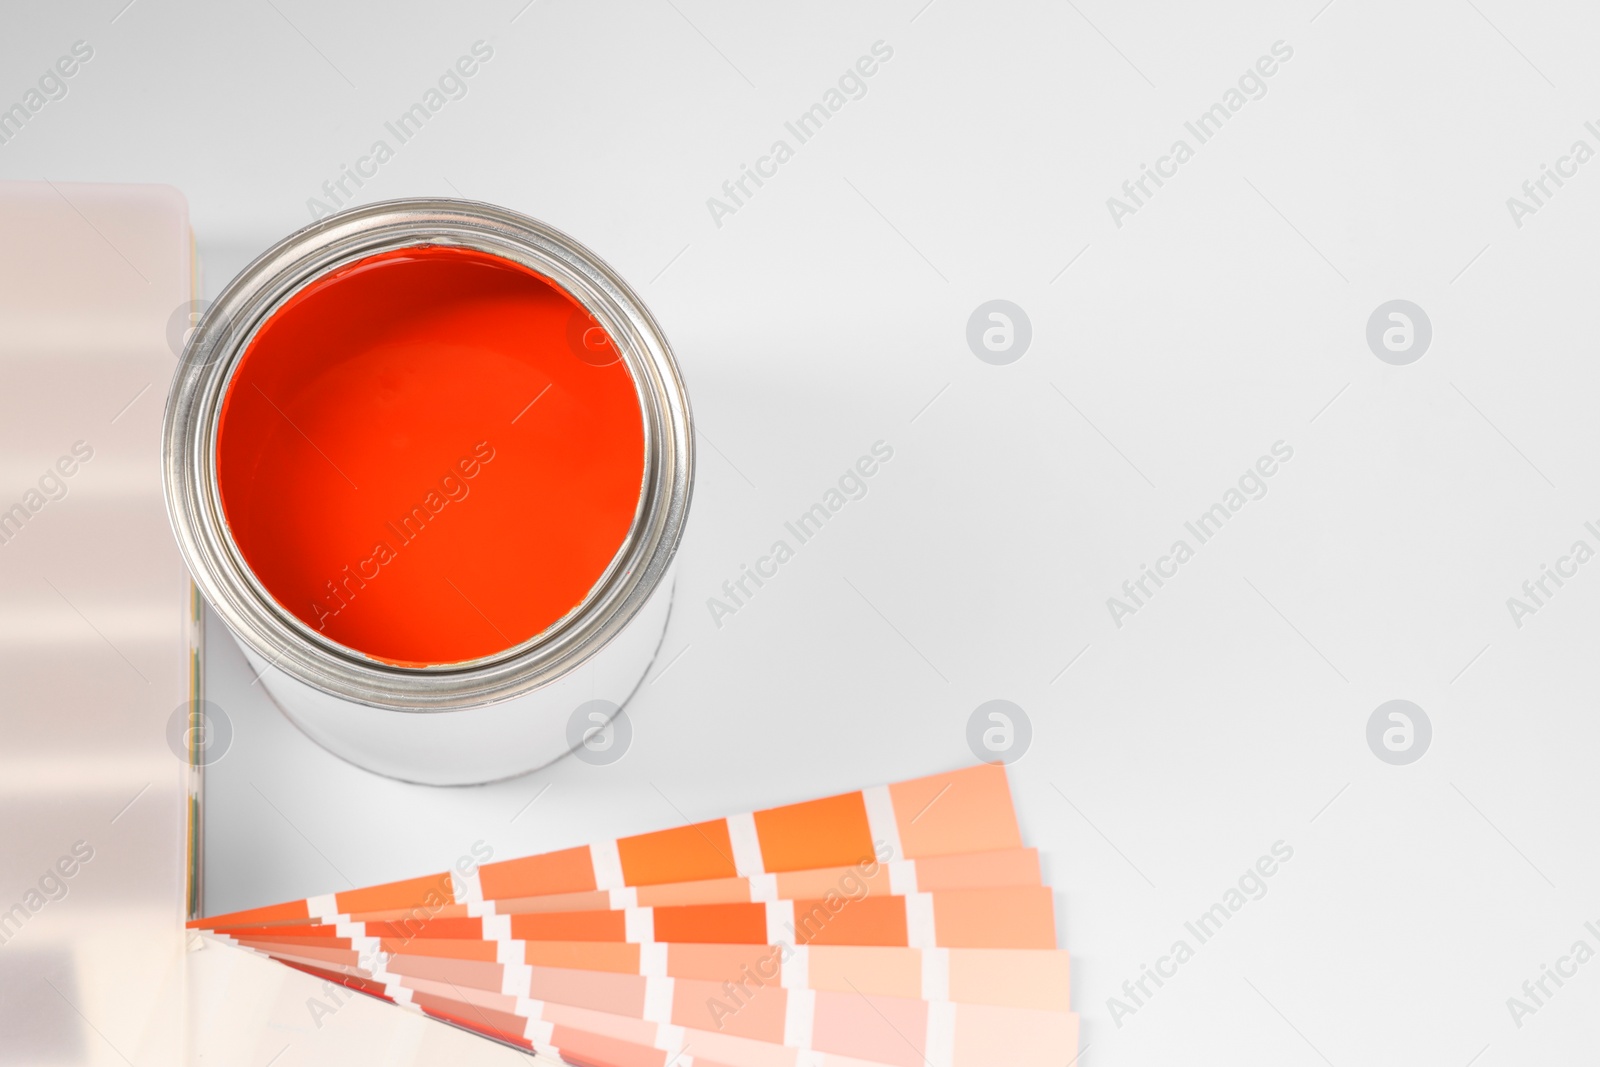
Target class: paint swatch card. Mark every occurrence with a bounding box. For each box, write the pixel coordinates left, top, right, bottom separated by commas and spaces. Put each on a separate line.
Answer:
193, 764, 1077, 1066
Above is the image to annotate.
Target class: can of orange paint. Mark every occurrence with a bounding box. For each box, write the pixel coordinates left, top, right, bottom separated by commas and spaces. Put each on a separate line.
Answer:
163, 199, 693, 785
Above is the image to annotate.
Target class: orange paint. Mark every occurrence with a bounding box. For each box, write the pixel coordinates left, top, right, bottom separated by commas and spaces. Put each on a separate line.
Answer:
651, 902, 769, 945
216, 245, 645, 666
334, 871, 458, 916
753, 791, 875, 873
523, 941, 644, 975
479, 844, 600, 900
793, 896, 907, 948
617, 820, 739, 886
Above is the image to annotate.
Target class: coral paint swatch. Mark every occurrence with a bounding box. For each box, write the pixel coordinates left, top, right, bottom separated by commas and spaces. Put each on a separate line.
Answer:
216, 246, 645, 666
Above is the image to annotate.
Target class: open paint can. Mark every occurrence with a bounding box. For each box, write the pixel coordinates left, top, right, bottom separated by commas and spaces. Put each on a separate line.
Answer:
163, 199, 693, 785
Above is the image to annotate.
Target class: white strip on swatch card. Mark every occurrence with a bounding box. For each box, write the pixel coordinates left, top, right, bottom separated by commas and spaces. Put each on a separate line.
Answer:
921, 947, 950, 1001
493, 939, 523, 966
782, 944, 810, 990
639, 940, 669, 977
783, 987, 816, 1048
925, 1001, 957, 1067
904, 892, 937, 949
454, 865, 485, 910
862, 785, 904, 863
657, 1022, 689, 1060
727, 811, 765, 876
624, 906, 654, 943
767, 899, 796, 946
642, 975, 674, 1024
887, 859, 918, 895
521, 1011, 554, 1047
590, 840, 625, 891
305, 892, 340, 923
499, 957, 533, 998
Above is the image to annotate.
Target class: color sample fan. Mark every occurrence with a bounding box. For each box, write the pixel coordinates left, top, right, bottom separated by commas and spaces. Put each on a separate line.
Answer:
191, 764, 1076, 1066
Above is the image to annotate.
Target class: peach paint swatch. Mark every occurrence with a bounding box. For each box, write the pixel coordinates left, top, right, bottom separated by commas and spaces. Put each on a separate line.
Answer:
230, 938, 1068, 1012
226, 935, 1077, 1067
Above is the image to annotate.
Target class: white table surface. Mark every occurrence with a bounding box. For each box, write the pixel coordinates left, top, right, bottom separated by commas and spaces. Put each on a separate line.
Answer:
5, 1, 1600, 1064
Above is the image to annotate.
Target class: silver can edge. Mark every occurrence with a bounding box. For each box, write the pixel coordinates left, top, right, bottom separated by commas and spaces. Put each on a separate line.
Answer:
161, 197, 694, 714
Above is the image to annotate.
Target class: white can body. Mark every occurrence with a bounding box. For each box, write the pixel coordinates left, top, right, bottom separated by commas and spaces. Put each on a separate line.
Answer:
241, 572, 673, 785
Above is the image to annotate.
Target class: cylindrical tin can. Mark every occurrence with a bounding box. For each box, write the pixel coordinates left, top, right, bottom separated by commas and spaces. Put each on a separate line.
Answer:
163, 199, 693, 785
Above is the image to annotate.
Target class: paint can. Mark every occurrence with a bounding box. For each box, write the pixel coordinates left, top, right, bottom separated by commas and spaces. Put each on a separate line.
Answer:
163, 199, 693, 785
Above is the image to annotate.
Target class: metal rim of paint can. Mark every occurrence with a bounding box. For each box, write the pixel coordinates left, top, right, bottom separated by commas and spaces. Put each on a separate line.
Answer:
162, 198, 693, 719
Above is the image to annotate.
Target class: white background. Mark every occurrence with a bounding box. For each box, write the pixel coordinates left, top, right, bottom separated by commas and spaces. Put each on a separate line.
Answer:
6, 0, 1600, 1064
